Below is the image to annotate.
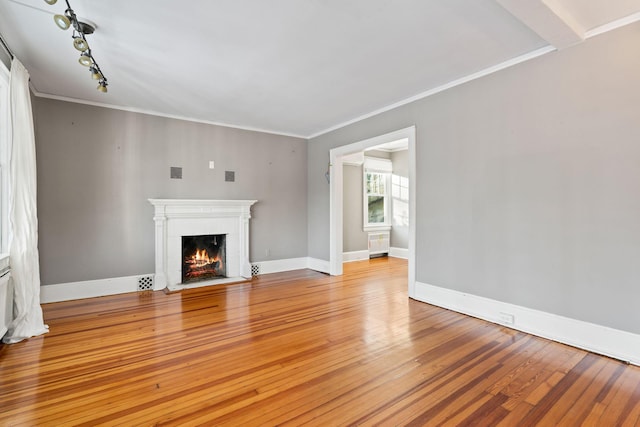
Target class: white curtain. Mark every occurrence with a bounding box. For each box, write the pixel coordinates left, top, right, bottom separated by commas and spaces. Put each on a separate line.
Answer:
2, 58, 48, 343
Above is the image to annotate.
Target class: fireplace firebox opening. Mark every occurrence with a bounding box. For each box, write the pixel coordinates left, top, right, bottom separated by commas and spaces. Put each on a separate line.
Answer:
182, 234, 227, 284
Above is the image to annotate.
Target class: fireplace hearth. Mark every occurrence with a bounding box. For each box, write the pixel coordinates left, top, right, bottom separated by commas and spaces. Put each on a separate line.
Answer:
182, 234, 226, 283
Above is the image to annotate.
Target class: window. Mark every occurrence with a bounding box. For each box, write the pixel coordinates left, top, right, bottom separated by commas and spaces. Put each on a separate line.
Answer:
392, 174, 409, 202
366, 172, 386, 223
392, 173, 409, 227
363, 157, 392, 230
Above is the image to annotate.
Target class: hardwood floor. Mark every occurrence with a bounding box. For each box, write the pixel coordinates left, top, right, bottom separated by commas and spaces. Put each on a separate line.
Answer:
1, 257, 639, 426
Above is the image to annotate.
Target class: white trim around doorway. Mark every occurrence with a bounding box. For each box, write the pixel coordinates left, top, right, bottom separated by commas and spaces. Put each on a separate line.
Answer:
329, 126, 417, 297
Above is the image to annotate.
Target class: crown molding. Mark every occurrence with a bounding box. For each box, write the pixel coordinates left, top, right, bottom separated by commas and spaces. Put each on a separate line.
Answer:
307, 45, 555, 139
31, 90, 308, 140
585, 11, 640, 39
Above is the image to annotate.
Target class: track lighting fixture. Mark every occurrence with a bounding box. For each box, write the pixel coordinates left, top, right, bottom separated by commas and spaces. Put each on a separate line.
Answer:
44, 0, 109, 93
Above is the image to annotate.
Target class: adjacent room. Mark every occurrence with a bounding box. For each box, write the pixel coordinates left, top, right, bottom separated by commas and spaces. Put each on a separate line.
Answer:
1, 0, 640, 424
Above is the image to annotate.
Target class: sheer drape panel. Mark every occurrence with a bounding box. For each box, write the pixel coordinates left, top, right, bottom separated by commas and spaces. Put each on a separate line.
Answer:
2, 58, 48, 343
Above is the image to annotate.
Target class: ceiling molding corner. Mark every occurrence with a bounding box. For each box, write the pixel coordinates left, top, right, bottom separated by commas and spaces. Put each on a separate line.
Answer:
496, 0, 584, 49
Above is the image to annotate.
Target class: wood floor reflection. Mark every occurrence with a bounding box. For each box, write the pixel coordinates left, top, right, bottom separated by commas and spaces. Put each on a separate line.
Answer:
1, 257, 639, 425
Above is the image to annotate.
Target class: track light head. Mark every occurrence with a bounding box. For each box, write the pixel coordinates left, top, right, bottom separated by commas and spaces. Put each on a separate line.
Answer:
97, 80, 108, 93
73, 36, 89, 52
43, 0, 57, 5
90, 67, 103, 80
78, 52, 93, 67
53, 13, 71, 30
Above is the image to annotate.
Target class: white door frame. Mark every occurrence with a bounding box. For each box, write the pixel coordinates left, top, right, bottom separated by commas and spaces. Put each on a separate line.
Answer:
329, 126, 417, 297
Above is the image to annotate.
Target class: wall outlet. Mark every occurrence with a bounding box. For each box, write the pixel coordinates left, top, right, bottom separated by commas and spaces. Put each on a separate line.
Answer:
498, 312, 515, 325
209, 161, 215, 169
265, 248, 270, 257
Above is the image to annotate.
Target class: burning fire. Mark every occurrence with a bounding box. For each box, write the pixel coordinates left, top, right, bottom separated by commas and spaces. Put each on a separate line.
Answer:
187, 249, 220, 268
182, 237, 226, 283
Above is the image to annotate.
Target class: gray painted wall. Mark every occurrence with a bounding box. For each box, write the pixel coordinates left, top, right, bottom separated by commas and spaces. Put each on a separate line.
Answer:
390, 150, 409, 249
308, 23, 640, 334
34, 98, 307, 285
342, 164, 366, 252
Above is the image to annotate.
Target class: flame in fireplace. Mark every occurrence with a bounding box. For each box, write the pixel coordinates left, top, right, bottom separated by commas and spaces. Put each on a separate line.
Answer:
187, 249, 220, 268
182, 236, 226, 283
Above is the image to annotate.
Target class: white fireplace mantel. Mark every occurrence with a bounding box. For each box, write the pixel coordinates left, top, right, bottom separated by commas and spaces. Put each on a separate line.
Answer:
149, 199, 257, 291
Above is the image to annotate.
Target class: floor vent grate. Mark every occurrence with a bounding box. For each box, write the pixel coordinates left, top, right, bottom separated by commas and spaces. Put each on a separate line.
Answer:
251, 264, 260, 277
137, 275, 154, 291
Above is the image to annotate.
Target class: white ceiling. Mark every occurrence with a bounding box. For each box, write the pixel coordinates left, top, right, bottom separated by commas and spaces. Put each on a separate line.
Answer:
1, 0, 639, 138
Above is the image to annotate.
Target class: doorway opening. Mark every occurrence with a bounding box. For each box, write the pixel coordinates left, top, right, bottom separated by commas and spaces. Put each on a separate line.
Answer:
329, 126, 417, 298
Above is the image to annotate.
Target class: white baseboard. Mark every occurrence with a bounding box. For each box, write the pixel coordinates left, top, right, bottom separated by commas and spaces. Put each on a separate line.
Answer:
306, 257, 330, 274
254, 257, 330, 275
253, 257, 309, 275
342, 250, 369, 263
341, 248, 408, 261
40, 257, 333, 303
389, 247, 409, 259
41, 275, 150, 303
415, 281, 640, 366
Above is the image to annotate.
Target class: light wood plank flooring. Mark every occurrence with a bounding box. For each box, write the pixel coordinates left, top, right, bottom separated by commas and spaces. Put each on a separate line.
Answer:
1, 257, 639, 425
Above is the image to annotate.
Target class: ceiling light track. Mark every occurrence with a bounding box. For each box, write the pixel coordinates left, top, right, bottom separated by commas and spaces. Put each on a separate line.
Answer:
44, 0, 108, 93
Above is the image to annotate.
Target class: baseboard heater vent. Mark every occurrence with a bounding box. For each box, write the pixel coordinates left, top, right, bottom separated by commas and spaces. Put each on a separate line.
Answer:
250, 264, 260, 277
137, 275, 154, 291
368, 231, 390, 256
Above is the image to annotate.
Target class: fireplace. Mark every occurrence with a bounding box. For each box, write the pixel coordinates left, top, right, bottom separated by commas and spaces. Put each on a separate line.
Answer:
149, 199, 257, 291
182, 234, 226, 283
